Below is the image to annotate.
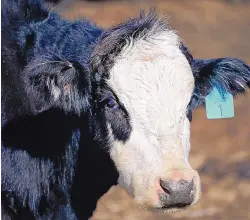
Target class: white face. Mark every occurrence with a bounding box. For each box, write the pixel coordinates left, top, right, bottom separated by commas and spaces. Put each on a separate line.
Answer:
106, 30, 201, 210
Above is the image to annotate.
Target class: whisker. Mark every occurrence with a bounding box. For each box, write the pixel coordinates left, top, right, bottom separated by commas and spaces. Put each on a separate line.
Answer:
47, 51, 67, 62
25, 60, 67, 72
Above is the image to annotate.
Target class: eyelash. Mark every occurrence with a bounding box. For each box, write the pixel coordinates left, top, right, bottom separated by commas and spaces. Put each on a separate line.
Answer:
105, 98, 120, 110
106, 98, 115, 107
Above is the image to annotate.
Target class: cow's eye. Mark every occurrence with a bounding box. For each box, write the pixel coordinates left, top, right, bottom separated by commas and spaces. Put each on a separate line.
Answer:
106, 98, 120, 109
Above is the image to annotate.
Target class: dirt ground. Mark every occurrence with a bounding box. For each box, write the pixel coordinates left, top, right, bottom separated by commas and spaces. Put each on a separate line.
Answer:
55, 0, 250, 219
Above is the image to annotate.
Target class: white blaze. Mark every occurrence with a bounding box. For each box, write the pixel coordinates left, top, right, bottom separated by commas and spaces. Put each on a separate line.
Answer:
107, 30, 196, 205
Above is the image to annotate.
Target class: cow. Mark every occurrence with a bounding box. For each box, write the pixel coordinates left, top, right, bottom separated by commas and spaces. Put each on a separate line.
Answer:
2, 0, 250, 219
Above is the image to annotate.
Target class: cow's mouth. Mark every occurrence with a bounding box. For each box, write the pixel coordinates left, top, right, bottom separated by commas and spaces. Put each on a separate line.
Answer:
151, 204, 191, 214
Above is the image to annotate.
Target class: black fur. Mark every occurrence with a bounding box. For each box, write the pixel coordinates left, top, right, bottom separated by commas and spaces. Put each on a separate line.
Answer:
1, 0, 104, 219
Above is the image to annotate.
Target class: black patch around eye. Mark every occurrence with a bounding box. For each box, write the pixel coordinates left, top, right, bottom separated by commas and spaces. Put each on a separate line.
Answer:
94, 83, 132, 143
106, 109, 131, 142
100, 90, 132, 143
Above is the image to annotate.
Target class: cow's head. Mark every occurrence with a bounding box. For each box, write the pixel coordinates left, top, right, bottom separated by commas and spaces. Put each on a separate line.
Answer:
89, 11, 250, 212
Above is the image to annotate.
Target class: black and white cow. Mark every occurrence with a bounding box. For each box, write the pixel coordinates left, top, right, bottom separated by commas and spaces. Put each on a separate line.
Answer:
87, 12, 250, 211
2, 0, 250, 219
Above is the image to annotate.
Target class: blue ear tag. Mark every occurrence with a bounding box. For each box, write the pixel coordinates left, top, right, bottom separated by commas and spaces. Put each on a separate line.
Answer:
205, 87, 234, 119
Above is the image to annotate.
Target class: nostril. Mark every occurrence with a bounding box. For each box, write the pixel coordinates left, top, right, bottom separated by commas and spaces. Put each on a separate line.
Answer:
159, 179, 171, 195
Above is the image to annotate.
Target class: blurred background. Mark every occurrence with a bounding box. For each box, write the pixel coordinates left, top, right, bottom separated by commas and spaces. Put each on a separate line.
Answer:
54, 0, 250, 219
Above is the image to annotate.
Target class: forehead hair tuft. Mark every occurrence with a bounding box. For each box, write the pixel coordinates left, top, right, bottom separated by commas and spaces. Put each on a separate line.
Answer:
89, 9, 170, 76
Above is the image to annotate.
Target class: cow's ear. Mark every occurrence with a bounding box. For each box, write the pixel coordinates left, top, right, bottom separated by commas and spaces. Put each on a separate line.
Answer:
189, 58, 250, 110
